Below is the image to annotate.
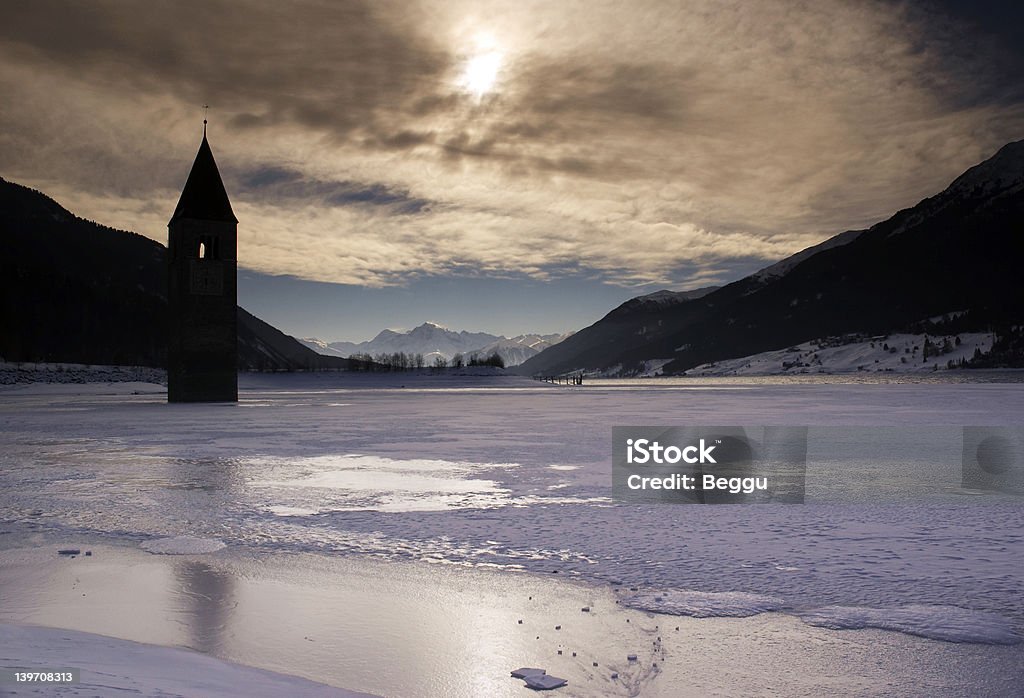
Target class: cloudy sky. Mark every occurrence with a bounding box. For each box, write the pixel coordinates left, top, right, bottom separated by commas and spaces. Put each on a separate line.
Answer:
2, 1, 1023, 342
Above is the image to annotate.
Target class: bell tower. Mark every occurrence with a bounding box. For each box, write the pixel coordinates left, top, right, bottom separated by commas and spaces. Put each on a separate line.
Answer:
167, 123, 238, 402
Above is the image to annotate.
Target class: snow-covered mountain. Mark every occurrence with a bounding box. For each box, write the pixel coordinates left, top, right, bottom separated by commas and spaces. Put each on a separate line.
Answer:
296, 337, 350, 359
750, 229, 863, 283
300, 323, 572, 366
467, 333, 573, 367
613, 286, 720, 313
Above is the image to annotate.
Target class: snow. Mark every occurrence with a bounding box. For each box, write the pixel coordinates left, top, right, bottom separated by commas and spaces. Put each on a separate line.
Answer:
751, 229, 863, 283
0, 624, 374, 697
640, 290, 694, 304
636, 359, 673, 377
626, 287, 718, 307
298, 338, 350, 358
800, 605, 1021, 645
237, 366, 530, 391
947, 139, 1024, 197
684, 333, 994, 376
620, 593, 1021, 644
1, 373, 1023, 695
0, 361, 165, 386
302, 323, 571, 366
622, 590, 785, 618
140, 536, 227, 555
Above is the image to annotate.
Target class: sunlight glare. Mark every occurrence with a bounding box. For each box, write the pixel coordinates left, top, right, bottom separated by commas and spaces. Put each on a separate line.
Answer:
459, 34, 503, 99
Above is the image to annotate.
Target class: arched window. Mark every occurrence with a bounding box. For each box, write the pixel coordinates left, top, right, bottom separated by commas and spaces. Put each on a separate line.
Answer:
197, 236, 219, 260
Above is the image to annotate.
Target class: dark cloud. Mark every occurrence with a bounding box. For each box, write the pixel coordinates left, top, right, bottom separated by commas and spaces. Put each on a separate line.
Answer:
0, 0, 448, 143
362, 130, 437, 151
235, 165, 430, 215
1, 0, 1022, 290
891, 1, 1024, 109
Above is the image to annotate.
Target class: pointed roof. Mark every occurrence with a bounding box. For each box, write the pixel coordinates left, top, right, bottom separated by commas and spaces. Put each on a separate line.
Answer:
169, 133, 237, 224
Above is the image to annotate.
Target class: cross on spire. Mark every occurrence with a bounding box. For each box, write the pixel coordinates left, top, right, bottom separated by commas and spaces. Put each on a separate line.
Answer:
202, 104, 209, 135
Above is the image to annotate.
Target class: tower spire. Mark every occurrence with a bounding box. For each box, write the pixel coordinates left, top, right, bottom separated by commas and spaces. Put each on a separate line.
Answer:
202, 104, 209, 136
169, 123, 236, 225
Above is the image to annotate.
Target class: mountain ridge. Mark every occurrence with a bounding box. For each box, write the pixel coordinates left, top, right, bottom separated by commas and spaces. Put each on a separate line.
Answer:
516, 139, 1024, 376
301, 322, 571, 366
0, 176, 350, 371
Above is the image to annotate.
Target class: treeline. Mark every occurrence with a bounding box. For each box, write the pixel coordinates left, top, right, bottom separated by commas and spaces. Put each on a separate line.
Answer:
347, 351, 505, 371
964, 326, 1024, 368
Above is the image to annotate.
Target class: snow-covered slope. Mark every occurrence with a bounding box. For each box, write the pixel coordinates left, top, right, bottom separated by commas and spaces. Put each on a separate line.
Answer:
298, 337, 351, 358
684, 332, 994, 376
750, 229, 864, 283
947, 138, 1024, 197
1, 362, 167, 385
611, 286, 720, 315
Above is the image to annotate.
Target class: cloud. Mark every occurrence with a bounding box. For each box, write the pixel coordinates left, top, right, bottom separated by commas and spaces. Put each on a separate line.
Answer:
1, 0, 1022, 290
235, 166, 431, 214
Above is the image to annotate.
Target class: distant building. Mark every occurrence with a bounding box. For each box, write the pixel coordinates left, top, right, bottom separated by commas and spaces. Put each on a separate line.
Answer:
166, 126, 238, 402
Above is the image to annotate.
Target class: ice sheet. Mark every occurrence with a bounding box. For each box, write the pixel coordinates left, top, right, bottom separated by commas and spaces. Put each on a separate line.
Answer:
2, 374, 1023, 650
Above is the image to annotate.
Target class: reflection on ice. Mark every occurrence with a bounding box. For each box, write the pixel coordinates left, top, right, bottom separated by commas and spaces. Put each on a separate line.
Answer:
252, 454, 516, 512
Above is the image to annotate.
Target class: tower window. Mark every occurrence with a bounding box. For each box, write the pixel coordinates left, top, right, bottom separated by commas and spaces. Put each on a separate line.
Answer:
197, 235, 219, 260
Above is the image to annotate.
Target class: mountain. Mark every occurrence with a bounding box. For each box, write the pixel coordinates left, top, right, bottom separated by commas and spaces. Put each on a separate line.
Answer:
468, 332, 572, 367
610, 286, 720, 313
331, 322, 499, 360
297, 337, 351, 359
0, 176, 351, 371
236, 308, 351, 371
516, 140, 1024, 376
300, 324, 572, 366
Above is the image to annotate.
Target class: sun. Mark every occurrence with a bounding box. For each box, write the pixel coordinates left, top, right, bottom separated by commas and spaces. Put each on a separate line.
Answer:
462, 51, 501, 97
458, 34, 503, 99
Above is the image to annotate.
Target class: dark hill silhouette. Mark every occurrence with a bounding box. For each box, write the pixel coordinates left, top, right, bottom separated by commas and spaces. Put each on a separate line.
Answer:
0, 176, 351, 371
517, 140, 1024, 376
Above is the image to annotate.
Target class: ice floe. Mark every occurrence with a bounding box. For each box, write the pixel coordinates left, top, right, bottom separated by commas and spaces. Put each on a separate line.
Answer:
800, 604, 1021, 645
510, 667, 568, 690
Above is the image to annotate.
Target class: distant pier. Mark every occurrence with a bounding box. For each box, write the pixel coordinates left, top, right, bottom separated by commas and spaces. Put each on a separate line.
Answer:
535, 373, 584, 386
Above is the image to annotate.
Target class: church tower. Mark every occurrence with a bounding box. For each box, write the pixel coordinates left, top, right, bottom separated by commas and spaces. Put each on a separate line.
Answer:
167, 124, 238, 402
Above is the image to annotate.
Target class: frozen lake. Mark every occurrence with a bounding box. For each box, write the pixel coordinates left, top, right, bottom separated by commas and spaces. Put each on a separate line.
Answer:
1, 373, 1022, 695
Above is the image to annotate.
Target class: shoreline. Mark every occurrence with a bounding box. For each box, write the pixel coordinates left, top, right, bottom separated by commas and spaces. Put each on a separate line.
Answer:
3, 362, 1024, 392
0, 623, 375, 697
2, 538, 1022, 697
